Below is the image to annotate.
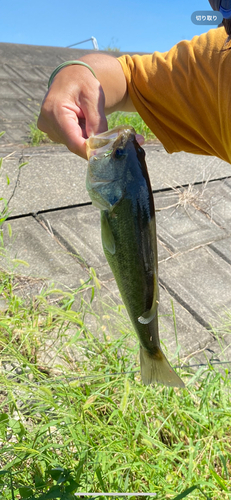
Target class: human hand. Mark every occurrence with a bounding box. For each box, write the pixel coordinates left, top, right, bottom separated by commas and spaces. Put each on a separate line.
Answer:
37, 65, 108, 159
37, 62, 144, 159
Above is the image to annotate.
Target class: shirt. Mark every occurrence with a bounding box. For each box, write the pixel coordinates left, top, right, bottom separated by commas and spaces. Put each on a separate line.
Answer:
118, 27, 231, 163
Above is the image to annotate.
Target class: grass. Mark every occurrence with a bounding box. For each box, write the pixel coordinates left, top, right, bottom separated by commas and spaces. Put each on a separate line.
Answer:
0, 269, 230, 500
0, 134, 231, 500
28, 116, 52, 146
107, 112, 155, 141
28, 112, 155, 146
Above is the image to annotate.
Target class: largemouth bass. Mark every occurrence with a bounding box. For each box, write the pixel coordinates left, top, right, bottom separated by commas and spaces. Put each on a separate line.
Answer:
86, 126, 184, 388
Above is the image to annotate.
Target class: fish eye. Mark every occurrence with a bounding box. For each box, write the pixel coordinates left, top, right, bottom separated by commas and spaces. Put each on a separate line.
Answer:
114, 148, 125, 159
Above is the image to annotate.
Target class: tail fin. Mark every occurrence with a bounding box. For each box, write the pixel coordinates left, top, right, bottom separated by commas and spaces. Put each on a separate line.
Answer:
140, 345, 185, 388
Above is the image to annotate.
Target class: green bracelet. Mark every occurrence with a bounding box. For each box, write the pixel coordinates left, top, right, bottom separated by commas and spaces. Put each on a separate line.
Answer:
48, 60, 97, 88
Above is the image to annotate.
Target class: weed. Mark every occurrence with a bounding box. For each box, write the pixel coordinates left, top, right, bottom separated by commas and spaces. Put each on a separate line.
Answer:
0, 272, 230, 499
27, 112, 155, 147
107, 111, 155, 141
0, 131, 230, 500
103, 38, 121, 52
0, 140, 28, 271
28, 116, 51, 146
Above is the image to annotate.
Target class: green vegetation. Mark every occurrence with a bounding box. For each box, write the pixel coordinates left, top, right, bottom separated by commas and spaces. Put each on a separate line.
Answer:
102, 38, 121, 52
0, 269, 231, 499
28, 116, 52, 146
107, 112, 155, 141
0, 137, 230, 500
28, 112, 155, 147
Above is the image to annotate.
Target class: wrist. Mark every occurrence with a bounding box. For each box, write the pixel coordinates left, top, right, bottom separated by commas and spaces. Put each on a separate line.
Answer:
48, 60, 97, 88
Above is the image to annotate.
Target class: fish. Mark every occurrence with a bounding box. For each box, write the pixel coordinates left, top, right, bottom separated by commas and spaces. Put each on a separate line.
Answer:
86, 126, 184, 388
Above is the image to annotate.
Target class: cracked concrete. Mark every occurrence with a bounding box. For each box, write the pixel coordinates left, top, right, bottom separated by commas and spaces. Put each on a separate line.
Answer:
2, 145, 231, 371
1, 41, 231, 374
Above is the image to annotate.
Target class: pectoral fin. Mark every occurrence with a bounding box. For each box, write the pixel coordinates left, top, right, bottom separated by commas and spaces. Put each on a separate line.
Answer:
138, 272, 159, 324
101, 211, 115, 255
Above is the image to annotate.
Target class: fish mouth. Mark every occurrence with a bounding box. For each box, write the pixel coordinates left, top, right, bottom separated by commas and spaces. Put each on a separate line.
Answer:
86, 125, 135, 160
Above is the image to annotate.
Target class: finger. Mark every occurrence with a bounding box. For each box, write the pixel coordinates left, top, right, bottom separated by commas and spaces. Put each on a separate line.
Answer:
136, 134, 145, 146
38, 111, 86, 159
57, 112, 87, 158
80, 85, 108, 138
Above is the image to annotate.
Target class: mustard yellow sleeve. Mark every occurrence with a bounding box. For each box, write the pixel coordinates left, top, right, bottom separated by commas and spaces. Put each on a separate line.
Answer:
118, 27, 231, 163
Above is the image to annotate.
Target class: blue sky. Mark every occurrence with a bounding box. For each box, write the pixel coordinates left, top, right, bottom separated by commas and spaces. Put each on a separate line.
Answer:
1, 0, 219, 53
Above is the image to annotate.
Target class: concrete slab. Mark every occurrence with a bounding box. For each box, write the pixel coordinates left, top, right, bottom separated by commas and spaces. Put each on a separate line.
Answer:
210, 236, 231, 266
0, 65, 27, 80
42, 206, 108, 272
5, 65, 52, 82
42, 202, 231, 331
0, 123, 33, 144
0, 99, 40, 120
1, 145, 231, 217
146, 145, 231, 189
155, 188, 230, 254
0, 147, 86, 215
0, 42, 121, 67
11, 82, 47, 100
195, 178, 231, 226
2, 145, 231, 327
1, 40, 230, 376
158, 285, 212, 359
36, 204, 170, 266
0, 81, 32, 99
2, 215, 89, 287
2, 206, 212, 364
159, 246, 231, 325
